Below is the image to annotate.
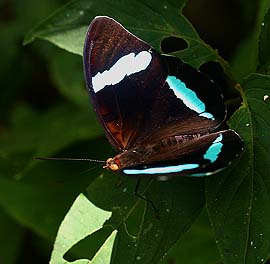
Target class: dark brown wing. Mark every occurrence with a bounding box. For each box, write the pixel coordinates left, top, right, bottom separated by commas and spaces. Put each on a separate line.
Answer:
83, 16, 226, 151
83, 16, 167, 150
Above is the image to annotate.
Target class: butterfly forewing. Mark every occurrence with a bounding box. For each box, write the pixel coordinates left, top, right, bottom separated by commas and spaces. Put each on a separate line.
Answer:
84, 16, 167, 150
84, 17, 226, 150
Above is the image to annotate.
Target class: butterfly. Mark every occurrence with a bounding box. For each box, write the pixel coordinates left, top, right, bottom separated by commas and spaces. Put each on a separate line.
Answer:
83, 16, 244, 177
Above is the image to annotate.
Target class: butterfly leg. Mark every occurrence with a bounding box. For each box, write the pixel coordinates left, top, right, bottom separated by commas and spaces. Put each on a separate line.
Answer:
134, 178, 160, 219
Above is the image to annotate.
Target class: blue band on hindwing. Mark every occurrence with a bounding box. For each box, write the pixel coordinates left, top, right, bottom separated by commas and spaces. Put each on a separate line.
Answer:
203, 134, 223, 162
123, 163, 199, 175
166, 75, 214, 120
123, 134, 224, 176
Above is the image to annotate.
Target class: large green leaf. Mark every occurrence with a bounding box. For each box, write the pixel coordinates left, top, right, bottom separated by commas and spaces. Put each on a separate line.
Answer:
258, 4, 270, 74
49, 50, 89, 109
50, 193, 116, 264
0, 209, 24, 264
0, 104, 101, 157
206, 74, 270, 264
161, 209, 220, 264
24, 0, 225, 69
39, 170, 205, 263
84, 171, 205, 264
0, 104, 105, 238
231, 0, 270, 80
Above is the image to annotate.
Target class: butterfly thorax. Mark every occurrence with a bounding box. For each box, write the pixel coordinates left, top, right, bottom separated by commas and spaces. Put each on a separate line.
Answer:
103, 148, 147, 172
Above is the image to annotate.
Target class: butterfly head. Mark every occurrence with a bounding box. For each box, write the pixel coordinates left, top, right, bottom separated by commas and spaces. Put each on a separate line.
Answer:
103, 157, 121, 171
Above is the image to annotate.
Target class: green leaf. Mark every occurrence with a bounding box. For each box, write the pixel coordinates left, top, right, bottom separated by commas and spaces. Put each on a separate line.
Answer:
231, 0, 270, 80
161, 209, 220, 264
0, 104, 101, 157
258, 4, 270, 74
49, 50, 89, 108
0, 104, 105, 238
206, 74, 270, 264
24, 0, 224, 68
85, 171, 205, 264
0, 209, 24, 264
13, 0, 62, 28
0, 158, 99, 239
50, 193, 115, 264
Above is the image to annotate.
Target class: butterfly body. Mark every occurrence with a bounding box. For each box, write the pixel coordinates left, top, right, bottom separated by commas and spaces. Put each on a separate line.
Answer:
83, 16, 244, 177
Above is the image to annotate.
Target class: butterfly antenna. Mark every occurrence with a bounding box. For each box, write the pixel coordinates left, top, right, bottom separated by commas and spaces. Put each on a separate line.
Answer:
35, 157, 106, 163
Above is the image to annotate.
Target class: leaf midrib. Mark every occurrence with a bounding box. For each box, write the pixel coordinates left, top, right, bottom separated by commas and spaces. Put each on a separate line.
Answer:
239, 84, 255, 264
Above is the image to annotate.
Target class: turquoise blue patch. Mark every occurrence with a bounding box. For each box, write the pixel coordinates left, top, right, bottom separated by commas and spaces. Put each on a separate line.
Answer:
204, 134, 223, 162
166, 75, 214, 120
123, 163, 199, 175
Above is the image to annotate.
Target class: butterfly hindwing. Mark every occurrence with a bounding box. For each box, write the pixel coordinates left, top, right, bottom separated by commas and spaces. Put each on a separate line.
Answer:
121, 130, 243, 177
